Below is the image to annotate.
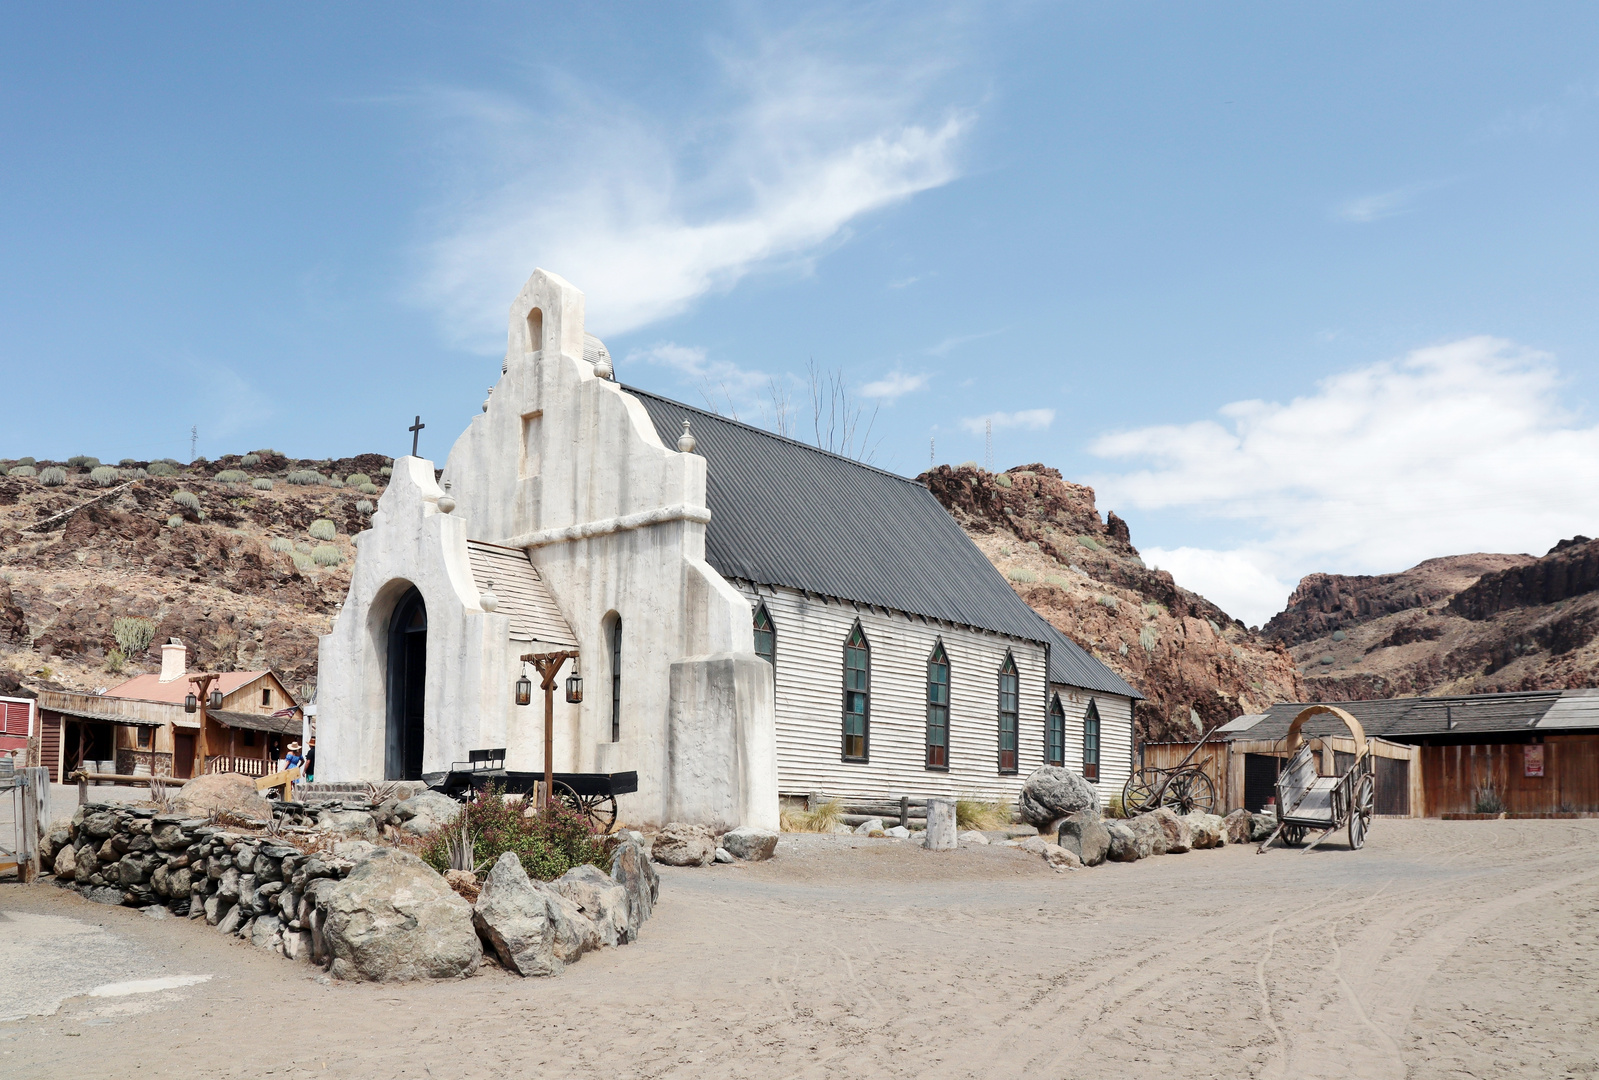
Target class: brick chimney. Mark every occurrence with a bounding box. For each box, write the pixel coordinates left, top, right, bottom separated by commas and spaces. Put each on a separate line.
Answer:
159, 639, 187, 683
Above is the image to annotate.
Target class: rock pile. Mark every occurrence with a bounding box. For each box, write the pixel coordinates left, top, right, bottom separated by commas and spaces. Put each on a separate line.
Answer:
650, 823, 778, 867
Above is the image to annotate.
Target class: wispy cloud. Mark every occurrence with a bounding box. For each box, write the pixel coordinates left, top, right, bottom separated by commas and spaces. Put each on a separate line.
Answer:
1337, 182, 1438, 223
927, 327, 1005, 357
1090, 337, 1599, 624
410, 16, 975, 347
861, 370, 929, 401
626, 341, 768, 402
960, 408, 1054, 434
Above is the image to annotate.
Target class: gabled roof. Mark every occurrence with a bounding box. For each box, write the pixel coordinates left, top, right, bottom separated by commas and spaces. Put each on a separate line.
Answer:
104, 670, 276, 706
1230, 689, 1599, 743
628, 388, 1142, 700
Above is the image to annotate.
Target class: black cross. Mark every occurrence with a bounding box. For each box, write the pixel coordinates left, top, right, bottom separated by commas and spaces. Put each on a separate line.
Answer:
409, 416, 425, 457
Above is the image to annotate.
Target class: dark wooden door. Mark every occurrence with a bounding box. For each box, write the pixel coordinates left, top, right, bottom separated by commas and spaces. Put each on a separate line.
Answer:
174, 733, 196, 779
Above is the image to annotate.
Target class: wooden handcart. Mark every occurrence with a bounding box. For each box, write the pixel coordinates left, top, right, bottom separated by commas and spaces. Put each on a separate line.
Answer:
1257, 705, 1375, 853
424, 748, 637, 833
1122, 724, 1222, 816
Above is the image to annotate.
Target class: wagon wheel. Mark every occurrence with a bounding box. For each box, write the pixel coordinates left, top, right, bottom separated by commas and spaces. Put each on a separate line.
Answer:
1122, 768, 1163, 817
1282, 824, 1307, 846
551, 781, 618, 834
1162, 769, 1216, 815
1348, 775, 1375, 850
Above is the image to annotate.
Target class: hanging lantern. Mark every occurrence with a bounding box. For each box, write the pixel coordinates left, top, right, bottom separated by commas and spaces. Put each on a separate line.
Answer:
565, 658, 583, 704
208, 688, 224, 710
514, 667, 532, 707
184, 692, 198, 714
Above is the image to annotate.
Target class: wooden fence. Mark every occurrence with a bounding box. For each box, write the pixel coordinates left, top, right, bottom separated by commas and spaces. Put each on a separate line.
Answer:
1421, 734, 1599, 816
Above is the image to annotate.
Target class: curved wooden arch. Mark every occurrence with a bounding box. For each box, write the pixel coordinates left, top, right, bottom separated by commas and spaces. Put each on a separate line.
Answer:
1284, 704, 1367, 759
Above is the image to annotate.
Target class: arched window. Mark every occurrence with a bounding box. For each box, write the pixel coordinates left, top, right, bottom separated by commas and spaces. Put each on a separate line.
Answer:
1082, 698, 1101, 781
997, 651, 1019, 774
608, 615, 623, 743
841, 621, 870, 761
1047, 693, 1065, 767
925, 640, 950, 769
753, 603, 775, 676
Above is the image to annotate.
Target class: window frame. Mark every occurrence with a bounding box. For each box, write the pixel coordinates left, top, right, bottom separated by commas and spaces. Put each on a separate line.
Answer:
997, 651, 1020, 775
609, 615, 623, 743
1082, 698, 1101, 782
1046, 693, 1065, 767
261, 687, 271, 707
752, 602, 775, 679
925, 639, 950, 771
840, 620, 870, 763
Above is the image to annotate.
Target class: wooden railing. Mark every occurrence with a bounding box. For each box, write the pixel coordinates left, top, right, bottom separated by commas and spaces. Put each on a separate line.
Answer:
206, 756, 271, 777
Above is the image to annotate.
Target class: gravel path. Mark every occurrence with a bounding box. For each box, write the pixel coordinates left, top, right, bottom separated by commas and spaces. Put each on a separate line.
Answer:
1, 818, 1595, 1079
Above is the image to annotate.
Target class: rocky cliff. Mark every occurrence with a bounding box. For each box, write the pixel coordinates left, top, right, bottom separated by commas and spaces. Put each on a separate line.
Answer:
919, 464, 1304, 743
1266, 539, 1599, 699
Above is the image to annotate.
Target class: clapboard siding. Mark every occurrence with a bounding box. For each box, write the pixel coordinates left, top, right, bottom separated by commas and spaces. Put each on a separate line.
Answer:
1050, 686, 1135, 801
743, 584, 1089, 802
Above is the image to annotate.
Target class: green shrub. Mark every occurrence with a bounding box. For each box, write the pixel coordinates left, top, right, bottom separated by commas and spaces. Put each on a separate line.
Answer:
779, 797, 844, 833
1097, 594, 1119, 611
419, 786, 612, 880
1006, 568, 1037, 583
268, 537, 294, 553
240, 453, 261, 466
67, 455, 100, 468
1139, 625, 1159, 652
147, 462, 178, 477
166, 515, 183, 528
291, 551, 315, 572
1318, 653, 1335, 666
345, 473, 371, 487
308, 519, 336, 541
1473, 786, 1506, 815
1331, 629, 1347, 642
311, 543, 344, 566
1143, 601, 1165, 618
1076, 535, 1102, 551
250, 448, 277, 458
251, 477, 273, 490
15, 456, 35, 467
993, 473, 1012, 488
104, 648, 127, 675
40, 466, 67, 486
112, 616, 157, 657
118, 458, 139, 467
1044, 574, 1073, 588
327, 475, 344, 488
355, 499, 374, 515
286, 470, 326, 486
8, 465, 37, 478
380, 466, 392, 476
120, 468, 147, 479
358, 482, 380, 495
956, 799, 1010, 831
214, 469, 249, 484
173, 490, 200, 511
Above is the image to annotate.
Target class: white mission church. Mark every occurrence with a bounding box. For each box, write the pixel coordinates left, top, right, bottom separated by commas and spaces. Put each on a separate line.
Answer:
317, 269, 1141, 830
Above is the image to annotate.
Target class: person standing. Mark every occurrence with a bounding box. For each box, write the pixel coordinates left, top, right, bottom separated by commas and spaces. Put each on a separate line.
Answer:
284, 742, 304, 786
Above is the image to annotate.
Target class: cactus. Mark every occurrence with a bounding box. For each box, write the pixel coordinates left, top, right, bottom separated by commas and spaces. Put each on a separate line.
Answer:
67, 455, 100, 468
346, 473, 371, 487
39, 466, 68, 486
355, 499, 374, 514
166, 514, 183, 528
240, 453, 261, 466
89, 465, 118, 486
113, 616, 157, 657
251, 477, 273, 490
291, 551, 316, 573
268, 537, 294, 553
309, 519, 337, 541
172, 490, 201, 511
214, 469, 249, 484
359, 482, 380, 495
147, 461, 178, 476
311, 543, 344, 566
7, 465, 37, 478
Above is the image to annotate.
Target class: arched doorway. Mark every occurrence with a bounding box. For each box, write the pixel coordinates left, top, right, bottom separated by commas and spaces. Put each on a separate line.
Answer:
386, 586, 427, 780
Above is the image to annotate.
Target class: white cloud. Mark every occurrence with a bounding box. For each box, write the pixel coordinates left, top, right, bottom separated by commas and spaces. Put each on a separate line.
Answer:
1139, 547, 1294, 630
626, 341, 769, 410
410, 20, 973, 347
1337, 183, 1432, 223
861, 370, 929, 401
960, 408, 1054, 434
927, 328, 1004, 357
1091, 337, 1599, 625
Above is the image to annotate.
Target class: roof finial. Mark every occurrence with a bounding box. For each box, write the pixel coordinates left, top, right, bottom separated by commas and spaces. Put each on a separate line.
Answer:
677, 419, 697, 453
479, 578, 498, 614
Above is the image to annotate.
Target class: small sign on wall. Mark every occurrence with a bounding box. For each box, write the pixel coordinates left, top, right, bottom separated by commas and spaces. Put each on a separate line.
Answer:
1524, 744, 1545, 778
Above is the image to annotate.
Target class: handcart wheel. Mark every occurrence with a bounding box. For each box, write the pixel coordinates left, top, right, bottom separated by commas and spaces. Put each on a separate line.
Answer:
1282, 825, 1307, 846
552, 781, 619, 833
1349, 775, 1375, 850
1164, 770, 1216, 815
1122, 769, 1162, 817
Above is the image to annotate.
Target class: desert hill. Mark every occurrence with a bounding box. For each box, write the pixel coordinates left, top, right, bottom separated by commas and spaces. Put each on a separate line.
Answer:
1265, 537, 1599, 699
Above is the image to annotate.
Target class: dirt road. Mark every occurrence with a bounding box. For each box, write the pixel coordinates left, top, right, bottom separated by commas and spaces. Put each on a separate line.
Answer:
2, 818, 1596, 1079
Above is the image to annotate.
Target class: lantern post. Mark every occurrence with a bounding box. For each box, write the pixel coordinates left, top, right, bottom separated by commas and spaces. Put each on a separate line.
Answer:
184, 673, 222, 778
518, 650, 580, 809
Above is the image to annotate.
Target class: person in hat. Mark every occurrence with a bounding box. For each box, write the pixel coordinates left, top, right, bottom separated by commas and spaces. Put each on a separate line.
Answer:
284, 741, 304, 783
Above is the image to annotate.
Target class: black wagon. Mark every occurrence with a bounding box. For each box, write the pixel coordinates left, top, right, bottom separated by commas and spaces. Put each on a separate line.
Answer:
424, 748, 638, 833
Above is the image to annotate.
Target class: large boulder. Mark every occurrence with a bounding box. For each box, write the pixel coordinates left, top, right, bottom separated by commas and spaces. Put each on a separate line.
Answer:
719, 826, 778, 862
1184, 813, 1225, 849
1250, 813, 1277, 842
316, 810, 379, 840
473, 852, 599, 976
321, 848, 481, 982
396, 791, 463, 837
1105, 822, 1141, 862
1123, 813, 1168, 857
1017, 766, 1100, 828
1151, 808, 1192, 854
1056, 812, 1111, 867
173, 773, 273, 820
610, 836, 659, 937
651, 823, 716, 867
550, 864, 634, 946
53, 843, 77, 878
1223, 809, 1256, 846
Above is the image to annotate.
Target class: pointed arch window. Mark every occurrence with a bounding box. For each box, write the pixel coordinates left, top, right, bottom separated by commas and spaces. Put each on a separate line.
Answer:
841, 621, 870, 761
609, 615, 623, 743
1047, 694, 1066, 767
1082, 698, 1101, 781
753, 603, 775, 676
997, 651, 1020, 774
925, 640, 950, 770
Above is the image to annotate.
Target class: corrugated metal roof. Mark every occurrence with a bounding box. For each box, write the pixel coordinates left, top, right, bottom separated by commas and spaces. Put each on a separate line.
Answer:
467, 540, 577, 646
1228, 688, 1599, 743
104, 670, 271, 705
627, 388, 1141, 700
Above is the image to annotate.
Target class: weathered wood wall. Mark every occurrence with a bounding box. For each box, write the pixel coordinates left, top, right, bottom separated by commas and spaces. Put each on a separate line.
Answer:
1420, 735, 1599, 815
1143, 736, 1422, 816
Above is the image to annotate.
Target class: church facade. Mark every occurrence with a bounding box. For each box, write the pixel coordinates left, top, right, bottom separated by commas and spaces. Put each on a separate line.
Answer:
316, 269, 1140, 830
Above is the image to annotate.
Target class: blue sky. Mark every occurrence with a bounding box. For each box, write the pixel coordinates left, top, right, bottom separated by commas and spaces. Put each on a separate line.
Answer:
4, 3, 1599, 624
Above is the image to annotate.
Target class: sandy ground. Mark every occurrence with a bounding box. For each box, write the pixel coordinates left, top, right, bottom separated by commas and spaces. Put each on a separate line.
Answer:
2, 818, 1597, 1080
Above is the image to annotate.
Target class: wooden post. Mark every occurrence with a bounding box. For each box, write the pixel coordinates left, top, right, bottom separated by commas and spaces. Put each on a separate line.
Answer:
77, 771, 88, 806
189, 673, 216, 778
520, 650, 579, 811
899, 795, 909, 828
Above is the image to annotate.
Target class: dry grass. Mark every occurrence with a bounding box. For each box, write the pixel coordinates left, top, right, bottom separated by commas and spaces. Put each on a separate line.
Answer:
956, 798, 1011, 831
780, 798, 845, 833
